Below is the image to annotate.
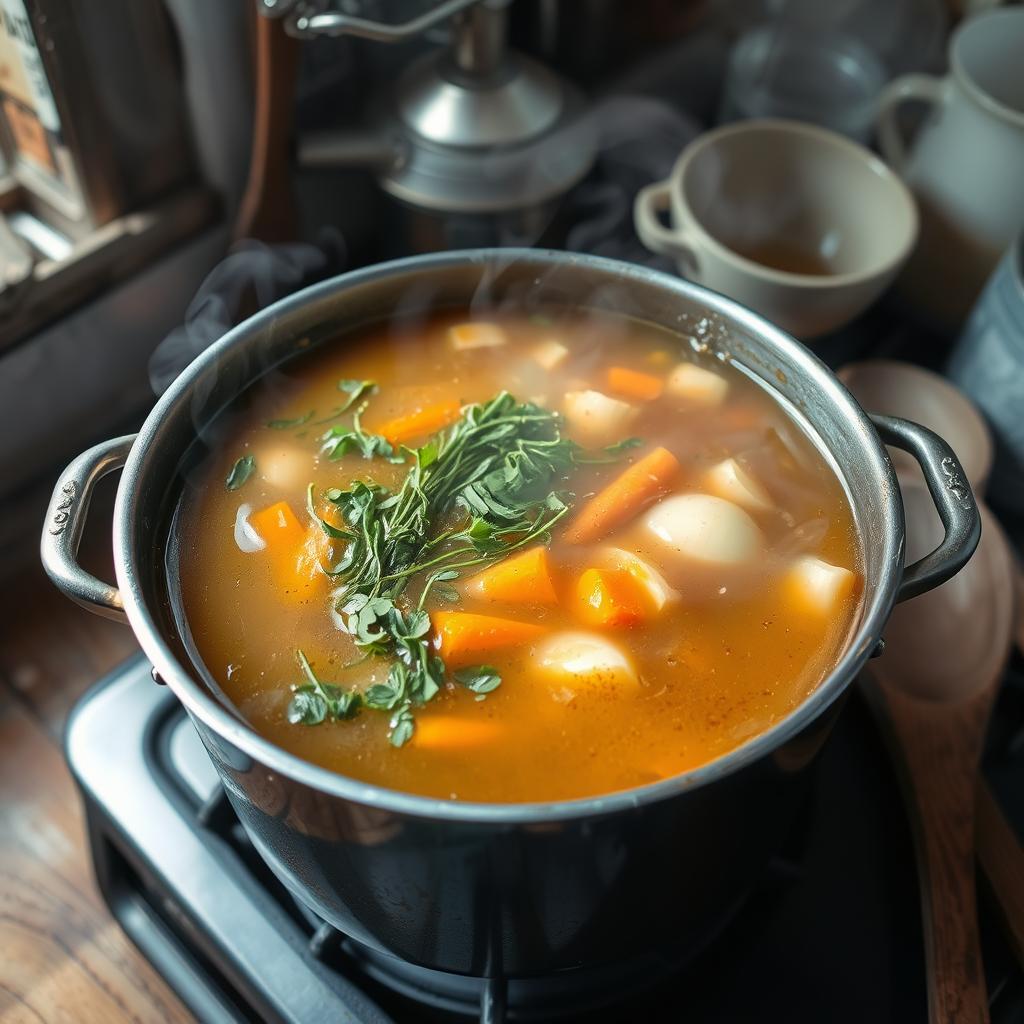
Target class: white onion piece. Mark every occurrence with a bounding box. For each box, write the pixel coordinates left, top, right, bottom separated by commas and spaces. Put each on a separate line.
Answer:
563, 389, 636, 444
602, 547, 679, 610
448, 322, 507, 350
234, 503, 266, 553
644, 494, 762, 566
537, 632, 639, 690
531, 338, 569, 370
666, 363, 728, 406
784, 556, 856, 616
259, 446, 310, 490
704, 457, 773, 512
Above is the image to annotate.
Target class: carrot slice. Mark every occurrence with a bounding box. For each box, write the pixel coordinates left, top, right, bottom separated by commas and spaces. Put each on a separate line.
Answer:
248, 501, 325, 605
565, 446, 681, 544
277, 533, 327, 606
413, 715, 501, 750
606, 366, 664, 401
434, 611, 544, 667
250, 500, 306, 549
574, 567, 650, 628
374, 400, 462, 447
466, 547, 557, 604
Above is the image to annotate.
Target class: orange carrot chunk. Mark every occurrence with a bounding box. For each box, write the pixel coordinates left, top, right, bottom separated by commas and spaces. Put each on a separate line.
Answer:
249, 501, 325, 605
565, 446, 681, 544
374, 400, 462, 447
413, 715, 501, 750
606, 366, 664, 401
249, 500, 306, 549
434, 611, 545, 667
574, 567, 651, 628
466, 547, 557, 604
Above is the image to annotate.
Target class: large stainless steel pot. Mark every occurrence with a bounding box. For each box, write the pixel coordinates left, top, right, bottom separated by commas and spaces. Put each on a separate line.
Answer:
42, 250, 979, 986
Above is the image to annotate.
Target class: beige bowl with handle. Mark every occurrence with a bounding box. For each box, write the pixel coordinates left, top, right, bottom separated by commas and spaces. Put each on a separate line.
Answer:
634, 119, 918, 338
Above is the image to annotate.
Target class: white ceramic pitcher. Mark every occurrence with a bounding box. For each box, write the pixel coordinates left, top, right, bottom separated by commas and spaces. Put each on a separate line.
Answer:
876, 7, 1024, 326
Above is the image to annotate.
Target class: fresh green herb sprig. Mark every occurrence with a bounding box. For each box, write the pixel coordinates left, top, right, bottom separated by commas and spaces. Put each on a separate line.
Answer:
287, 650, 362, 724
268, 410, 315, 430
289, 391, 635, 745
267, 380, 376, 432
226, 454, 256, 491
320, 402, 403, 463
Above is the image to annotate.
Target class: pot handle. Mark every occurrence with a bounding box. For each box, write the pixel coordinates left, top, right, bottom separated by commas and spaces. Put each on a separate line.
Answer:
870, 415, 980, 603
40, 435, 136, 623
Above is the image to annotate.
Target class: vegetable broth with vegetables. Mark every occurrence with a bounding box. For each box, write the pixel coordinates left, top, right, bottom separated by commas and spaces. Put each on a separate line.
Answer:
176, 311, 861, 802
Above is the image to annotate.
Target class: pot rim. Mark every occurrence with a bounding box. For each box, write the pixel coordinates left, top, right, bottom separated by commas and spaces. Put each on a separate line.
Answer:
113, 248, 900, 823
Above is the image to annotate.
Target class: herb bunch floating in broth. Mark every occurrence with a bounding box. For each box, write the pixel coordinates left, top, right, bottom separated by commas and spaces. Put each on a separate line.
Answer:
291, 390, 639, 746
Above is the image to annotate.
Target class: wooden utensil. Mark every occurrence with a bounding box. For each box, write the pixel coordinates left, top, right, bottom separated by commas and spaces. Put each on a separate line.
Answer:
863, 488, 1015, 1024
976, 779, 1024, 968
974, 560, 1024, 970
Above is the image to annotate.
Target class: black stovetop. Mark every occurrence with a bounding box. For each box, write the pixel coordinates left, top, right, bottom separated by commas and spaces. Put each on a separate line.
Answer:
65, 655, 1024, 1024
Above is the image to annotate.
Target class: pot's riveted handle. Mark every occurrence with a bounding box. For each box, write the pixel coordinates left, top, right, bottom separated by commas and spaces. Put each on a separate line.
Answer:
871, 415, 981, 603
40, 435, 136, 622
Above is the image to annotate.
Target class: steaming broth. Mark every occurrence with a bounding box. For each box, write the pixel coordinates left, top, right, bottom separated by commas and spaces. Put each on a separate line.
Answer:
177, 311, 861, 802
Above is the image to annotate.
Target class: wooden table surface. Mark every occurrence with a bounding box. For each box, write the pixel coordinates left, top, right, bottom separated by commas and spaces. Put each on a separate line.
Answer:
0, 485, 192, 1024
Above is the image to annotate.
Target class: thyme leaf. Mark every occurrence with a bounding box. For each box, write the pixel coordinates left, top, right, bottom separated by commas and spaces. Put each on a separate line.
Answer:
286, 650, 362, 724
267, 410, 314, 430
225, 454, 256, 491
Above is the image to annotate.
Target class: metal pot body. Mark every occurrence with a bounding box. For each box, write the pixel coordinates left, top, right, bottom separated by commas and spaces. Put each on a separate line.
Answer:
192, 697, 841, 977
41, 249, 979, 978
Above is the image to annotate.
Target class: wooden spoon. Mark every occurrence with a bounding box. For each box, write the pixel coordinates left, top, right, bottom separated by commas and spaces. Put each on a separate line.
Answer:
863, 487, 1015, 1024
974, 558, 1024, 970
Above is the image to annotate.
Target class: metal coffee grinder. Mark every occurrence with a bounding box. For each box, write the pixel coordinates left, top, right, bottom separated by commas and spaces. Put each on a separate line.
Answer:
260, 0, 597, 252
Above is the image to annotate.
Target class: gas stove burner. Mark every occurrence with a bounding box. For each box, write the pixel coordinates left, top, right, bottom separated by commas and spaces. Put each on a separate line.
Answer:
323, 926, 716, 1021
66, 657, 1024, 1023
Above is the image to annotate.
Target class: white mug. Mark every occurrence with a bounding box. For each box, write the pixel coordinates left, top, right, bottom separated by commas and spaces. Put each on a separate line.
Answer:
633, 119, 917, 339
877, 7, 1024, 326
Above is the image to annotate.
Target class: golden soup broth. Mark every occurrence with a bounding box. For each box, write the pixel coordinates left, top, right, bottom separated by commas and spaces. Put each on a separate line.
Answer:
177, 311, 861, 802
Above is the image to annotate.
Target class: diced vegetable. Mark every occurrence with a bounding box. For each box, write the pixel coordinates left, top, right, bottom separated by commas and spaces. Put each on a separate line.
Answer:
704, 457, 773, 512
249, 501, 306, 549
602, 547, 679, 610
249, 502, 325, 604
466, 547, 557, 604
606, 366, 664, 401
412, 715, 501, 750
566, 446, 680, 544
234, 504, 266, 553
279, 533, 328, 605
258, 446, 311, 490
783, 556, 856, 616
531, 338, 569, 371
646, 349, 672, 367
449, 322, 507, 350
574, 568, 650, 627
563, 389, 637, 445
536, 631, 638, 689
433, 611, 545, 667
644, 493, 762, 566
666, 363, 729, 406
374, 400, 462, 446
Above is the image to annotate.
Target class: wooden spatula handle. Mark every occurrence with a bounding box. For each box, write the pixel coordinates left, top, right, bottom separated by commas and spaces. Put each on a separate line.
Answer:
865, 683, 991, 1024
976, 779, 1024, 968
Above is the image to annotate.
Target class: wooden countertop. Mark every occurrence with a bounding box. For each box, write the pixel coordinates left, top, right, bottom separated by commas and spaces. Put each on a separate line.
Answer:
0, 487, 191, 1023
